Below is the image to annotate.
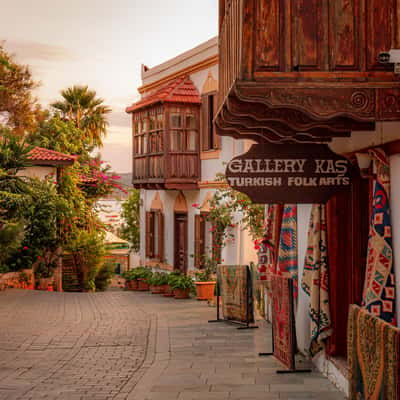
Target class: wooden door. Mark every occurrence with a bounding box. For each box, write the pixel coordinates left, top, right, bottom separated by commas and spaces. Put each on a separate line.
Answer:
174, 213, 188, 274
326, 173, 370, 357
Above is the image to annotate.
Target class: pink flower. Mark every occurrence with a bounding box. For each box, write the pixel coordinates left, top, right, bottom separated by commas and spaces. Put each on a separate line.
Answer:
23, 246, 29, 250
192, 203, 200, 208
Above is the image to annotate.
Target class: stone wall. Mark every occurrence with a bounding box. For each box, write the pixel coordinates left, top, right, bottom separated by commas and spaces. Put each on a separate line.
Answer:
0, 269, 34, 291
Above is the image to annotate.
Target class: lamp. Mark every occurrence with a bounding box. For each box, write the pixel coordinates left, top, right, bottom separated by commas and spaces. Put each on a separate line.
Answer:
355, 152, 374, 179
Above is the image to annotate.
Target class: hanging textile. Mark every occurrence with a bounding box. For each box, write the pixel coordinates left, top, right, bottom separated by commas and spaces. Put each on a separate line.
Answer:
249, 262, 265, 318
301, 204, 332, 357
348, 304, 400, 400
258, 204, 282, 285
362, 149, 396, 325
277, 205, 298, 297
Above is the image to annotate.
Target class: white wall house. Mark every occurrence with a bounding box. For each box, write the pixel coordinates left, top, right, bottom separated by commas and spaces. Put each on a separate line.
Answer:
126, 37, 257, 273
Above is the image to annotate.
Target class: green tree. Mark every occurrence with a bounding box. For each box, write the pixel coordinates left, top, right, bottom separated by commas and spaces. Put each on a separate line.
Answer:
0, 44, 40, 135
26, 114, 91, 158
120, 189, 140, 252
51, 85, 111, 148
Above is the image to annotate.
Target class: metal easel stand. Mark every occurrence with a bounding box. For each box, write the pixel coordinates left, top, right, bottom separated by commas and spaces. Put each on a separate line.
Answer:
259, 279, 311, 374
208, 276, 258, 330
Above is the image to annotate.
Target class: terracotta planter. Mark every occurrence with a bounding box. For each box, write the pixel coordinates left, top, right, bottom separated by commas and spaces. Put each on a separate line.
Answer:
163, 285, 175, 297
195, 281, 216, 301
151, 285, 164, 294
127, 280, 138, 290
38, 278, 53, 291
173, 288, 191, 299
137, 278, 149, 291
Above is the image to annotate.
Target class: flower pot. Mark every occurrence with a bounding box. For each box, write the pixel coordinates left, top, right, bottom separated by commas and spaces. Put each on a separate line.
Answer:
137, 278, 149, 291
151, 285, 164, 294
38, 278, 52, 291
173, 288, 191, 299
195, 281, 216, 301
127, 280, 138, 290
163, 285, 175, 297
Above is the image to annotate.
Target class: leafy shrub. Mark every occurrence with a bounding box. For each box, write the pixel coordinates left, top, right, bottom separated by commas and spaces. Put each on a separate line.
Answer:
95, 262, 115, 291
169, 275, 194, 291
122, 267, 152, 281
65, 229, 106, 291
149, 272, 168, 286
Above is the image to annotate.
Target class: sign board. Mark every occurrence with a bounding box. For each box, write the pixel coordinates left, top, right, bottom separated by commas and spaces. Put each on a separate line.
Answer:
225, 143, 353, 204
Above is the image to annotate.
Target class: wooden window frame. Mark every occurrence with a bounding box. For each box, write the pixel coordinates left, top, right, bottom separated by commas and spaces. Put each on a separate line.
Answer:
169, 106, 199, 153
145, 210, 164, 262
201, 92, 220, 152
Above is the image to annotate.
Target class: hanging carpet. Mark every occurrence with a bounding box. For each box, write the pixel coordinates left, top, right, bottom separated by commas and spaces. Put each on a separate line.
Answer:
362, 149, 396, 325
258, 204, 283, 285
348, 304, 400, 400
301, 204, 332, 357
277, 205, 298, 297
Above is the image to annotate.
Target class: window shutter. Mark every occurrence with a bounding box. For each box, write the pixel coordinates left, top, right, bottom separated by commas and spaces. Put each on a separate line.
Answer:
201, 95, 210, 151
211, 94, 220, 150
199, 214, 206, 267
158, 212, 164, 262
145, 212, 154, 258
194, 215, 201, 268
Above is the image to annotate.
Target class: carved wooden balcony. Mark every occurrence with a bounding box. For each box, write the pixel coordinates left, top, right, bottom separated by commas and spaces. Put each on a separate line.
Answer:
126, 77, 201, 190
217, 0, 400, 143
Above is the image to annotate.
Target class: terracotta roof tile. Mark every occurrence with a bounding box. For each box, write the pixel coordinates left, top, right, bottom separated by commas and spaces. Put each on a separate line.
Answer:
126, 76, 201, 113
28, 147, 76, 165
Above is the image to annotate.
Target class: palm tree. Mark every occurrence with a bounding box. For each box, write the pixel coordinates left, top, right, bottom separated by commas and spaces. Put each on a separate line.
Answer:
51, 85, 111, 147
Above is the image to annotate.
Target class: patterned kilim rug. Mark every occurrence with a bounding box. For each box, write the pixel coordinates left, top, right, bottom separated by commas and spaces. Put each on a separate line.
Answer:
348, 304, 400, 400
218, 265, 252, 323
301, 204, 332, 357
258, 204, 283, 285
277, 205, 298, 297
271, 274, 295, 370
362, 149, 396, 325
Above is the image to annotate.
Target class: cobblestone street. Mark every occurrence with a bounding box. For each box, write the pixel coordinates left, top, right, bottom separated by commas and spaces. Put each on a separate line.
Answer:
0, 290, 345, 400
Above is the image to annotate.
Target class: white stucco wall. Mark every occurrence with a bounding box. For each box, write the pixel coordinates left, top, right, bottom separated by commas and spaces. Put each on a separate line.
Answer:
296, 204, 313, 354
17, 166, 56, 181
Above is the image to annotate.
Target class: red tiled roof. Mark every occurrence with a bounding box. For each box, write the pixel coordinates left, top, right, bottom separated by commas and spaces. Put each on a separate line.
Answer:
126, 75, 201, 113
28, 147, 76, 165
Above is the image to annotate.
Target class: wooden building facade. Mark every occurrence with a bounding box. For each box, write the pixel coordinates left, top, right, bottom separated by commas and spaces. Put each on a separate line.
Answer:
217, 0, 400, 394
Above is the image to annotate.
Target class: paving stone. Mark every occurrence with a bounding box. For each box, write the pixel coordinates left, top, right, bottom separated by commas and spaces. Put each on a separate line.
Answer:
0, 290, 346, 400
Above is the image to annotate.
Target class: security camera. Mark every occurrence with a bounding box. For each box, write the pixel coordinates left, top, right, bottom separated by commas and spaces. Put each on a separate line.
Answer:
378, 52, 391, 63
378, 49, 400, 63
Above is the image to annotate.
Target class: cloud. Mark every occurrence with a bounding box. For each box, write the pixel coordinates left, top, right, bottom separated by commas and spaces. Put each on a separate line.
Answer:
2, 39, 74, 63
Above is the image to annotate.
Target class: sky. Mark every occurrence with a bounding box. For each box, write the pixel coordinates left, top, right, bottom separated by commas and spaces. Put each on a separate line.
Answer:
0, 0, 218, 172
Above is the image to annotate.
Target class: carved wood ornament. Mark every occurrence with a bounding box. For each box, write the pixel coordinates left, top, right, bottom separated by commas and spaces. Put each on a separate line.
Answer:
217, 0, 400, 143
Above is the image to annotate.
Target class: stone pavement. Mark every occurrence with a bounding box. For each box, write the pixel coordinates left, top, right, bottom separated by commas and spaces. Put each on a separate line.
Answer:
0, 290, 346, 400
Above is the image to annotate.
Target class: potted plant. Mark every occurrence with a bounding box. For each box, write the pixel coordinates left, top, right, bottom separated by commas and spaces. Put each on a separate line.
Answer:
194, 255, 217, 301
136, 267, 153, 291
149, 272, 166, 294
35, 259, 55, 290
170, 274, 195, 299
164, 271, 181, 297
122, 269, 139, 290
